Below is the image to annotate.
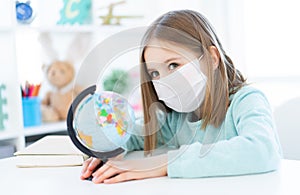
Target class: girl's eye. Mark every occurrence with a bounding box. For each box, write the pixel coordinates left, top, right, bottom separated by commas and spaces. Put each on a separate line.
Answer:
150, 71, 159, 79
168, 63, 180, 71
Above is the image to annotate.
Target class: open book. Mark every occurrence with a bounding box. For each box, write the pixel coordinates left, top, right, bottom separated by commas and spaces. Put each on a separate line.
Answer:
14, 135, 87, 168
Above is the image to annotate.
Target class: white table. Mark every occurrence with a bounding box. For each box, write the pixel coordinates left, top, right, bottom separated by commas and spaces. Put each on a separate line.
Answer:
0, 157, 299, 195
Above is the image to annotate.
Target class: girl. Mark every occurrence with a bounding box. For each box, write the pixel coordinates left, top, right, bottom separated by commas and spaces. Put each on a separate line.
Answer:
81, 10, 282, 184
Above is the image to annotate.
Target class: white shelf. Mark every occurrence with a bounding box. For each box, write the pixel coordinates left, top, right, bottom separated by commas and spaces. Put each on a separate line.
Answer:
16, 25, 94, 33
0, 0, 139, 151
15, 24, 130, 34
0, 0, 23, 151
24, 121, 67, 137
0, 130, 20, 141
0, 26, 13, 31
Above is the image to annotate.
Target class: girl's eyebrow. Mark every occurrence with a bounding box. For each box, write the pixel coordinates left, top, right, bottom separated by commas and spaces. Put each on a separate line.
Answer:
164, 57, 181, 63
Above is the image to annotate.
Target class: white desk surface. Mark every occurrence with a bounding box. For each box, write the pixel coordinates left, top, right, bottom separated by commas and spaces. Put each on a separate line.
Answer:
0, 157, 299, 195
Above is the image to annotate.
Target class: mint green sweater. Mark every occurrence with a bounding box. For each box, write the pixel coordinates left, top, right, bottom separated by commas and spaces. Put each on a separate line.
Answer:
126, 86, 282, 178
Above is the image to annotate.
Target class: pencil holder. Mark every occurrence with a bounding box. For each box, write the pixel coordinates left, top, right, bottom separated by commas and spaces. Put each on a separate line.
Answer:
22, 97, 42, 127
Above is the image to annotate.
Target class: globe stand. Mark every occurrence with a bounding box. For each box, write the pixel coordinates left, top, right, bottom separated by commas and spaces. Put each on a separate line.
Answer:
66, 85, 125, 181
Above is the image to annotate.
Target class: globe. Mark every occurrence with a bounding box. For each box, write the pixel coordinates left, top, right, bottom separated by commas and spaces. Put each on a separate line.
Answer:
73, 91, 135, 152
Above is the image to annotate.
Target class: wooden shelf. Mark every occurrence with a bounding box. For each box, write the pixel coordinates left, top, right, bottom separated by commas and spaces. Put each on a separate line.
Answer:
24, 121, 67, 137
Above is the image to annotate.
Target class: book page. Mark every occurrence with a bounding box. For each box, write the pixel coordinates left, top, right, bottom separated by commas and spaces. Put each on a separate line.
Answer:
14, 135, 83, 155
16, 155, 84, 167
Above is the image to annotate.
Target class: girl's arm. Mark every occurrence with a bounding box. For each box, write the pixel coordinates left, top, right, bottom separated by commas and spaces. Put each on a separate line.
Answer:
124, 117, 145, 151
167, 89, 282, 178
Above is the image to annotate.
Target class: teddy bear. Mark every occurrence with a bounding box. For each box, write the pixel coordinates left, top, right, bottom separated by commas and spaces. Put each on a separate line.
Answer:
39, 32, 91, 122
41, 61, 83, 122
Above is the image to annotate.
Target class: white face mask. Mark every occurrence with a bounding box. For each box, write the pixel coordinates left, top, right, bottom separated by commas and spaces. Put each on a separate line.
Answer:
152, 56, 207, 113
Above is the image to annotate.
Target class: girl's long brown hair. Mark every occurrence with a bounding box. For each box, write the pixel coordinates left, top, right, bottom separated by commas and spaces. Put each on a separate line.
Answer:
140, 10, 246, 155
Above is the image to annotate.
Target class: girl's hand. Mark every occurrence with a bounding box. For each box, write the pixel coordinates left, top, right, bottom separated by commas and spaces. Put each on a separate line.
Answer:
80, 157, 101, 180
91, 154, 168, 184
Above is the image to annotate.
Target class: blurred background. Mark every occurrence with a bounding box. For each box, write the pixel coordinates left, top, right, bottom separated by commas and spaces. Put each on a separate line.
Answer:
9, 0, 300, 107
0, 0, 299, 159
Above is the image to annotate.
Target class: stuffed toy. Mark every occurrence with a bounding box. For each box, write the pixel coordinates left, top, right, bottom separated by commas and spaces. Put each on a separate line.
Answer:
39, 32, 91, 122
41, 61, 82, 121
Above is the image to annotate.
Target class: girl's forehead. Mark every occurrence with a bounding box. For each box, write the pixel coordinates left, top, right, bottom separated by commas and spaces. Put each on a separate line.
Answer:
144, 49, 177, 68
144, 40, 194, 62
145, 46, 179, 58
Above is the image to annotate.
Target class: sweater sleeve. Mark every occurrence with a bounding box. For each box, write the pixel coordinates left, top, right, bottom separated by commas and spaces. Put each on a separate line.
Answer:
124, 109, 182, 152
167, 89, 282, 178
124, 117, 145, 151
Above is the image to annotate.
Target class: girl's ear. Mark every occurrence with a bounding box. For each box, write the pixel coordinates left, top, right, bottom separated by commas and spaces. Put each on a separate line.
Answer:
209, 46, 220, 70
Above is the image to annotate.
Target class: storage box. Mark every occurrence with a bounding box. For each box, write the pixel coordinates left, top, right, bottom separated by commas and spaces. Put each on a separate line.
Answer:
22, 97, 42, 127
